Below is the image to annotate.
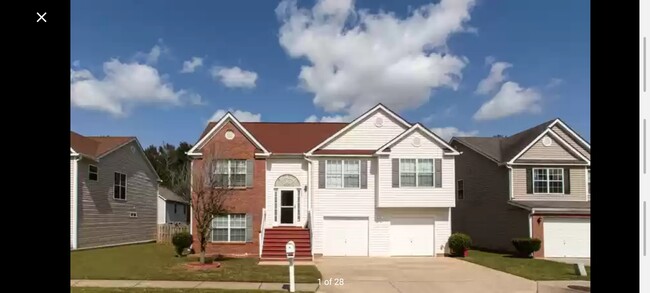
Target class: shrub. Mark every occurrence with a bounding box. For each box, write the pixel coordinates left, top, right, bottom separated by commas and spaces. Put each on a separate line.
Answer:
203, 257, 214, 264
511, 238, 542, 258
172, 232, 193, 257
448, 233, 472, 256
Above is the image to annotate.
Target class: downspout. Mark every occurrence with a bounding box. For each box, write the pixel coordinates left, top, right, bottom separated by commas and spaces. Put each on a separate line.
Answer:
71, 156, 80, 250
507, 165, 514, 200
189, 159, 194, 235
303, 155, 315, 259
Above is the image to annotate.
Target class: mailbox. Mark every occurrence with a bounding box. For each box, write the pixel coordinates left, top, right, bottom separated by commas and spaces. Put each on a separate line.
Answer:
286, 241, 296, 259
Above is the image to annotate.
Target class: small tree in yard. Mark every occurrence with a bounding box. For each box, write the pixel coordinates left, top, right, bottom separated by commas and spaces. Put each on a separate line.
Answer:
190, 148, 232, 264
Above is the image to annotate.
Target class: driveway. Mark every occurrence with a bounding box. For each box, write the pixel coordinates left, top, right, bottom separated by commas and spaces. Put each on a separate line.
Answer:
314, 257, 537, 293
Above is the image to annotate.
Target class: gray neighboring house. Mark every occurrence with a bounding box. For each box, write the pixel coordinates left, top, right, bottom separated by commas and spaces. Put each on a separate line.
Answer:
450, 118, 590, 258
157, 187, 189, 224
70, 131, 160, 250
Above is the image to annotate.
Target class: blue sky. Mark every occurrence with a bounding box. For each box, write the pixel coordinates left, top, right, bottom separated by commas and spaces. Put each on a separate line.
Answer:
71, 0, 590, 147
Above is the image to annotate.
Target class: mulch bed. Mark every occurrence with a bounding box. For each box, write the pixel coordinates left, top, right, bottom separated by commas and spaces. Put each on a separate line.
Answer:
183, 262, 222, 270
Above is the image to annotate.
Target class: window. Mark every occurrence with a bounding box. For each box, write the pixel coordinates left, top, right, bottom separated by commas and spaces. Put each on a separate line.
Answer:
326, 160, 360, 188
214, 160, 247, 188
457, 180, 464, 200
400, 158, 434, 187
211, 214, 246, 242
174, 204, 177, 214
114, 172, 127, 200
88, 165, 98, 181
532, 168, 564, 194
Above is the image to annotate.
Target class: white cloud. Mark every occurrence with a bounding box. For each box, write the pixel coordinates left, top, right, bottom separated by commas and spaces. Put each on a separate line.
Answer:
72, 60, 81, 67
422, 106, 456, 124
181, 57, 204, 73
484, 56, 495, 65
473, 81, 542, 121
70, 59, 202, 116
136, 39, 169, 64
276, 0, 476, 117
430, 126, 479, 141
304, 114, 350, 122
209, 109, 262, 123
546, 77, 563, 89
475, 61, 512, 95
211, 66, 258, 88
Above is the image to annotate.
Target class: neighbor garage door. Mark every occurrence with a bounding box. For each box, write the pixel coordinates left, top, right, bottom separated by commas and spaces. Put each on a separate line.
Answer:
390, 217, 435, 256
543, 217, 590, 258
323, 217, 368, 256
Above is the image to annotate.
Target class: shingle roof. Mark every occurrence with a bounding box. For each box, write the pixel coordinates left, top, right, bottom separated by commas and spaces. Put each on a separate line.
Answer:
197, 122, 348, 154
70, 131, 135, 160
158, 187, 189, 204
509, 200, 590, 212
453, 118, 557, 164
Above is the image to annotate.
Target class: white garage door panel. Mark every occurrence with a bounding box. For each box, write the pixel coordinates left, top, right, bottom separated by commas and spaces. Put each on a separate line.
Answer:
323, 217, 368, 256
390, 217, 435, 256
544, 218, 590, 258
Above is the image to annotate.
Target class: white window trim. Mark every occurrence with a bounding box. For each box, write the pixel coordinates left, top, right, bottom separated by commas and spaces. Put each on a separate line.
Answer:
211, 214, 247, 243
88, 164, 98, 181
398, 158, 435, 188
215, 159, 247, 188
325, 159, 361, 189
457, 179, 464, 200
113, 172, 127, 200
532, 168, 565, 195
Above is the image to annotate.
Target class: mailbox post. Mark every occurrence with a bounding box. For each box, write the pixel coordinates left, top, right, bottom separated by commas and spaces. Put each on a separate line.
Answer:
286, 241, 296, 293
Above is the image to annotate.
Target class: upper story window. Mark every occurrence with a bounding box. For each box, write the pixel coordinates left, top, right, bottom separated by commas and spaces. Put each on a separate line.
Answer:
532, 168, 564, 194
88, 165, 98, 181
214, 160, 247, 188
457, 179, 464, 200
114, 172, 127, 200
400, 158, 434, 187
326, 160, 360, 188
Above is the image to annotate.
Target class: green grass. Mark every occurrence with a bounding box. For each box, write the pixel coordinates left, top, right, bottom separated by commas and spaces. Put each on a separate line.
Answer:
71, 288, 298, 293
462, 250, 590, 281
71, 243, 321, 283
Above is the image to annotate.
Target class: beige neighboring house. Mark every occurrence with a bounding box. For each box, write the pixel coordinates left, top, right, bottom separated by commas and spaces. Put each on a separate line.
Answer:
70, 131, 160, 250
450, 118, 590, 258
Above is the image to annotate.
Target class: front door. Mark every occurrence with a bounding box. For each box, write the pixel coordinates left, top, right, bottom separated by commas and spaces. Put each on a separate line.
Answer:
280, 190, 295, 225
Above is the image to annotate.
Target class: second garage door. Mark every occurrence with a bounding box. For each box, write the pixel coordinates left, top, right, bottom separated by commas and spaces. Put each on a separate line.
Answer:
323, 217, 369, 256
543, 217, 590, 258
390, 217, 435, 256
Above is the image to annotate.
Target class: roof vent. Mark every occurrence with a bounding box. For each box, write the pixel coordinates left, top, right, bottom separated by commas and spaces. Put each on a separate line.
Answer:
375, 117, 384, 128
542, 136, 553, 147
412, 137, 422, 147
225, 130, 235, 140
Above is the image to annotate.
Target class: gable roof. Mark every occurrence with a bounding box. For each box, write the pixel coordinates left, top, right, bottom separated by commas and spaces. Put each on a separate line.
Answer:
306, 104, 412, 154
451, 118, 589, 165
158, 186, 189, 204
376, 123, 460, 155
188, 113, 271, 156
71, 131, 136, 160
242, 122, 347, 154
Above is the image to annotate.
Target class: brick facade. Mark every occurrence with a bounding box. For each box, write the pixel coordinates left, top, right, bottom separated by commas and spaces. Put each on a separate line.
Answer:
191, 121, 265, 257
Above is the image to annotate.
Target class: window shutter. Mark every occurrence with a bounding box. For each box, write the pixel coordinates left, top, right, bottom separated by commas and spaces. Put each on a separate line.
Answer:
318, 161, 326, 189
434, 159, 442, 188
564, 168, 571, 194
392, 158, 399, 187
246, 160, 254, 187
245, 213, 253, 242
360, 160, 368, 189
526, 168, 533, 194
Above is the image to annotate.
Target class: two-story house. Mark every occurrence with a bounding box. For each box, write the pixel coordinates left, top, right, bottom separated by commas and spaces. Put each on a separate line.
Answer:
187, 104, 460, 260
450, 119, 590, 258
70, 131, 160, 250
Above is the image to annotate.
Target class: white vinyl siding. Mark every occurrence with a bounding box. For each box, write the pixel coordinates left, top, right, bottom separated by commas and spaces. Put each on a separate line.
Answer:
377, 130, 456, 208
157, 196, 166, 224
264, 159, 308, 228
326, 160, 360, 188
532, 168, 564, 194
70, 158, 78, 249
211, 214, 246, 242
322, 110, 408, 150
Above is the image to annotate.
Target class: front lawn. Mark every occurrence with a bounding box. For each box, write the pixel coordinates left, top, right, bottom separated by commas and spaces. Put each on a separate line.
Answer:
71, 243, 321, 283
72, 288, 298, 293
462, 250, 590, 281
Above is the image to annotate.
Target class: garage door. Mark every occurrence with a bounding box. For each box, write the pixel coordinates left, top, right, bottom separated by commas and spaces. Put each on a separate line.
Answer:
323, 217, 368, 256
543, 217, 590, 258
390, 217, 435, 256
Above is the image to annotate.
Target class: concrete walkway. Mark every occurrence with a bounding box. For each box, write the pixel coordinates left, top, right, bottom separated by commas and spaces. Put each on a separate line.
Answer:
537, 281, 591, 292
71, 279, 319, 292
